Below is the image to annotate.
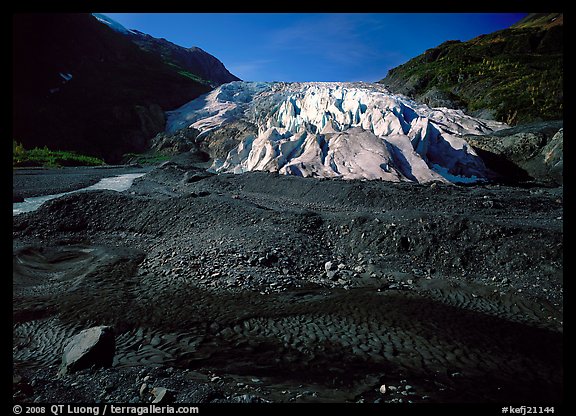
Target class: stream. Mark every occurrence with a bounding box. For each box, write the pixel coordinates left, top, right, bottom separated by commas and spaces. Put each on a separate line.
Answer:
13, 173, 146, 216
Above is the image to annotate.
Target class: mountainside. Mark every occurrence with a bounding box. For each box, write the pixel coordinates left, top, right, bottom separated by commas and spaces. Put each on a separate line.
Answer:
379, 13, 563, 125
12, 13, 213, 163
93, 14, 240, 86
128, 32, 241, 86
161, 81, 509, 184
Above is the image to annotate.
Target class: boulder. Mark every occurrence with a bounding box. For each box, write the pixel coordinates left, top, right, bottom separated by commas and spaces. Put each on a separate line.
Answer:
151, 387, 174, 403
540, 128, 563, 183
59, 326, 115, 375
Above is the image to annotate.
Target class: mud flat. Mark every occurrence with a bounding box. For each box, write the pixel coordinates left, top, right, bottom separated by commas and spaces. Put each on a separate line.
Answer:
12, 160, 563, 405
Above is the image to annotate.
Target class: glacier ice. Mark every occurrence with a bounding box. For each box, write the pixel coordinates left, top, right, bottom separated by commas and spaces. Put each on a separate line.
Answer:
166, 82, 273, 135
166, 81, 508, 183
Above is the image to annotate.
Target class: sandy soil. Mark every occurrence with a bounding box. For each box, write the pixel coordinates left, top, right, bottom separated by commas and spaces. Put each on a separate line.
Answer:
12, 157, 563, 404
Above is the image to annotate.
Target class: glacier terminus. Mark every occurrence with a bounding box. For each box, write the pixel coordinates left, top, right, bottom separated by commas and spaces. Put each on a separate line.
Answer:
166, 81, 509, 184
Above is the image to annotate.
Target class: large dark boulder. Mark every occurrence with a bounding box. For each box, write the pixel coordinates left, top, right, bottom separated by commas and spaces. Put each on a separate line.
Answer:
59, 326, 115, 375
465, 121, 563, 185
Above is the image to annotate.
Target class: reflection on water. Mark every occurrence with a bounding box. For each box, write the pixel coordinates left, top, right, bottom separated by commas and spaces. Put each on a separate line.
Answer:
13, 173, 146, 216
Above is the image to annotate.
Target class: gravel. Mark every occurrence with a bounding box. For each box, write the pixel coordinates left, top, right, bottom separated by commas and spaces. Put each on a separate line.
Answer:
13, 161, 563, 404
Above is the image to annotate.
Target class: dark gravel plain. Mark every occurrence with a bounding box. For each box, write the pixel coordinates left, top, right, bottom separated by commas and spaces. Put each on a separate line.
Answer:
12, 157, 563, 406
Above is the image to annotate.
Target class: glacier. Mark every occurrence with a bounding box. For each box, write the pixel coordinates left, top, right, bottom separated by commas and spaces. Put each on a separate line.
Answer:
166, 81, 508, 183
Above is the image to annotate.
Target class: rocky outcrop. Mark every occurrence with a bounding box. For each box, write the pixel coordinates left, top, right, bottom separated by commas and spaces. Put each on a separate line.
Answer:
197, 120, 259, 161
150, 128, 201, 154
59, 326, 115, 375
540, 129, 563, 182
464, 121, 563, 184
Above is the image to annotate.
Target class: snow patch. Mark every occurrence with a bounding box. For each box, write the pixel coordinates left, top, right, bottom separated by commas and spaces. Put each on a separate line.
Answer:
92, 13, 136, 35
59, 72, 73, 82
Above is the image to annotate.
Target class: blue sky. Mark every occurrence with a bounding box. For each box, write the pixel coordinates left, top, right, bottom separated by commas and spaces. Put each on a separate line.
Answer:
102, 13, 527, 82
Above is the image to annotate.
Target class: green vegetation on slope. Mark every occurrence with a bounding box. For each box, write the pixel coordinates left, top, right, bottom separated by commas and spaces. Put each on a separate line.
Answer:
13, 141, 105, 168
165, 62, 211, 84
380, 13, 563, 125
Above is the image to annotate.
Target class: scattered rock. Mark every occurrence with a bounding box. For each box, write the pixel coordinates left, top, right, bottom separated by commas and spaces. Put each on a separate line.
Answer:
12, 151, 564, 404
231, 394, 262, 403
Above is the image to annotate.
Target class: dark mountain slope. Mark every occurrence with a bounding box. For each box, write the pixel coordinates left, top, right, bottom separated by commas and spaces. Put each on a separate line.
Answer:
128, 30, 241, 86
12, 13, 212, 163
379, 13, 563, 125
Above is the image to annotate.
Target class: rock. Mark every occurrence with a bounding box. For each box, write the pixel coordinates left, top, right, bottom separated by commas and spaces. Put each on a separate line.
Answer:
232, 394, 262, 403
465, 121, 563, 184
258, 252, 278, 266
151, 387, 173, 403
59, 326, 115, 375
397, 236, 410, 252
379, 384, 387, 394
326, 270, 338, 280
541, 128, 563, 183
198, 120, 259, 162
324, 261, 335, 271
139, 383, 148, 398
12, 373, 33, 399
150, 128, 197, 153
418, 86, 464, 110
182, 170, 212, 184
